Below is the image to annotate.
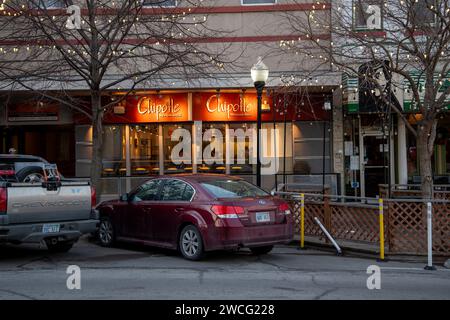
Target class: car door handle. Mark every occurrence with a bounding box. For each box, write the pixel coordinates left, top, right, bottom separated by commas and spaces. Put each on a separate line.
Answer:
174, 208, 185, 212
143, 207, 152, 212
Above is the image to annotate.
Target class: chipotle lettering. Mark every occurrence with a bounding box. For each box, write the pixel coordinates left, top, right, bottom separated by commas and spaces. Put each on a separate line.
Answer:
137, 97, 182, 121
193, 93, 271, 122
100, 94, 189, 123
205, 95, 252, 119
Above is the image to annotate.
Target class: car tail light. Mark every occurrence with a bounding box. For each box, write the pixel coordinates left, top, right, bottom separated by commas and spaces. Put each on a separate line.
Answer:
91, 187, 97, 208
0, 187, 7, 214
278, 202, 291, 215
211, 205, 245, 219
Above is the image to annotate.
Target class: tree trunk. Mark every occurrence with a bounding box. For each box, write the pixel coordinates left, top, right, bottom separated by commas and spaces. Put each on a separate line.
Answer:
90, 90, 104, 195
417, 126, 434, 199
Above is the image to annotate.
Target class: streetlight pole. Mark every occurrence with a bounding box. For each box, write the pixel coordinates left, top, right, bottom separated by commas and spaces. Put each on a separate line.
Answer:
255, 81, 264, 187
251, 57, 269, 187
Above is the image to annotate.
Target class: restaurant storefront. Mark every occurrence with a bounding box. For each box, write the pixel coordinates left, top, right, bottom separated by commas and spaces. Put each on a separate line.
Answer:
0, 98, 76, 176
75, 89, 332, 191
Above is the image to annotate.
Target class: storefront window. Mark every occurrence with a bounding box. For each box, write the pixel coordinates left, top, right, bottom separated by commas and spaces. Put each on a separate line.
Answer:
435, 116, 450, 181
102, 125, 126, 176
406, 129, 418, 181
200, 123, 226, 174
129, 125, 159, 176
293, 121, 331, 174
163, 124, 192, 173
229, 123, 256, 175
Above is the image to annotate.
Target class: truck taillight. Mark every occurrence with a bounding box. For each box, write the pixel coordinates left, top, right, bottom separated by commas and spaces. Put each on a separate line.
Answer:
0, 187, 7, 214
91, 187, 97, 208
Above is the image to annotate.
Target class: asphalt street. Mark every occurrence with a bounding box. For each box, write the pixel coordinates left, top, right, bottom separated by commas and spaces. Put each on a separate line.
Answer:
1, 237, 449, 300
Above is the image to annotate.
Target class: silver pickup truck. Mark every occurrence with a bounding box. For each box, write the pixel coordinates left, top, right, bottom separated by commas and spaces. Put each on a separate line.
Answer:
0, 180, 99, 252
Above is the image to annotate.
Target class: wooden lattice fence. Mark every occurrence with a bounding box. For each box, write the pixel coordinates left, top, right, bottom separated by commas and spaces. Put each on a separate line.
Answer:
388, 202, 427, 254
330, 203, 383, 243
432, 203, 450, 254
286, 193, 450, 256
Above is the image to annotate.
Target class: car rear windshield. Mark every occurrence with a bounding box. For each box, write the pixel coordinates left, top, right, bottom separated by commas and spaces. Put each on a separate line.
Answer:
200, 179, 269, 198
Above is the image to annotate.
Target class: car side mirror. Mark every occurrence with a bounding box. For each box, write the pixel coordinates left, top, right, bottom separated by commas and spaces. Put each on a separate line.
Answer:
120, 193, 129, 202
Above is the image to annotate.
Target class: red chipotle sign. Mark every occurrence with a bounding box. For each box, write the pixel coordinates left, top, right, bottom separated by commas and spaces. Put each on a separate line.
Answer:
192, 93, 271, 122
103, 93, 189, 123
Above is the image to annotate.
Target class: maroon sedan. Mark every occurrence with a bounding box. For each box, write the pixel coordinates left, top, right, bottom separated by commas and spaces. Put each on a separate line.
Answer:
96, 174, 294, 260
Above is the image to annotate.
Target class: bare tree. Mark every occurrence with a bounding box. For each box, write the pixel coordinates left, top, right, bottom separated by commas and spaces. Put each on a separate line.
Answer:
0, 0, 235, 192
275, 0, 449, 198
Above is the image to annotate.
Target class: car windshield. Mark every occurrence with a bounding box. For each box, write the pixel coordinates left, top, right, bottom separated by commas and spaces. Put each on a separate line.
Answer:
200, 179, 269, 198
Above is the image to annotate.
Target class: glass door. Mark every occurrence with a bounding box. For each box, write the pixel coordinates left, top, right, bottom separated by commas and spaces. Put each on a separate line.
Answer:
361, 134, 389, 198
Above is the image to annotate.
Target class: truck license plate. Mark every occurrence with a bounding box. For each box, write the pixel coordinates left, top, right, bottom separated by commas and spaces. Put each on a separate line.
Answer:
42, 224, 60, 233
256, 212, 270, 223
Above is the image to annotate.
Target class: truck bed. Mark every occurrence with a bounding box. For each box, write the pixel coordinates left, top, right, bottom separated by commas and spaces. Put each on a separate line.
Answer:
0, 180, 98, 246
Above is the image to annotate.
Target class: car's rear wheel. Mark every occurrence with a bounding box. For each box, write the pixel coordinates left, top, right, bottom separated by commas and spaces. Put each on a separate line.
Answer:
179, 225, 204, 261
46, 241, 74, 253
250, 245, 274, 255
98, 217, 115, 247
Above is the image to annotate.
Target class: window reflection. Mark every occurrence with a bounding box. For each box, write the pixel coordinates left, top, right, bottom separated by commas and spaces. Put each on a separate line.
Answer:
201, 123, 226, 174
102, 126, 126, 176
163, 124, 192, 173
229, 123, 256, 174
130, 125, 159, 175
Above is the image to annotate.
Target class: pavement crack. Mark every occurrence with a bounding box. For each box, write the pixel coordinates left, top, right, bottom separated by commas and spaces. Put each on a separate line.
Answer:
314, 287, 339, 300
0, 289, 37, 300
272, 286, 305, 293
16, 256, 57, 269
256, 257, 284, 270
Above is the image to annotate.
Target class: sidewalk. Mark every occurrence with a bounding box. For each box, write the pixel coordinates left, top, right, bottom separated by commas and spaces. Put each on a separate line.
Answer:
291, 235, 449, 264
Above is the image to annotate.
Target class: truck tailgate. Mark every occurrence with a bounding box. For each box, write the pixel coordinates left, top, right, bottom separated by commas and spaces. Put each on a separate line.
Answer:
6, 182, 92, 224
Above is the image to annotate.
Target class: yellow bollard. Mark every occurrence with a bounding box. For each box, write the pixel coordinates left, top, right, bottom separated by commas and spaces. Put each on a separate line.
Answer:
378, 198, 385, 261
300, 193, 305, 249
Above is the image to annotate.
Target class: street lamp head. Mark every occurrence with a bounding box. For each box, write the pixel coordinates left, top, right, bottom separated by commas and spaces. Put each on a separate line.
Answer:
251, 56, 269, 84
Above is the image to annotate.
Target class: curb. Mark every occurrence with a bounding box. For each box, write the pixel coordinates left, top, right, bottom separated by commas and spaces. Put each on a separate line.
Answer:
290, 239, 378, 256
289, 240, 446, 263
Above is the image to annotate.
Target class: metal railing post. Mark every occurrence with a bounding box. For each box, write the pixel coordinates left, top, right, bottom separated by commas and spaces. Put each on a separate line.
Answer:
424, 202, 436, 270
300, 193, 305, 250
314, 217, 342, 255
377, 198, 386, 262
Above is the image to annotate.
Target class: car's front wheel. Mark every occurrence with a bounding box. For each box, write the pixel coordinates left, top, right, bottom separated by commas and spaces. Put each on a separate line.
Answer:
179, 225, 204, 261
250, 245, 274, 255
98, 217, 115, 247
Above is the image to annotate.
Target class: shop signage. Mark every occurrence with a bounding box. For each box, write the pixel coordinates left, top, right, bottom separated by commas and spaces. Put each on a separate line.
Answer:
205, 94, 251, 119
193, 93, 271, 122
136, 96, 187, 122
7, 103, 59, 122
103, 93, 189, 123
